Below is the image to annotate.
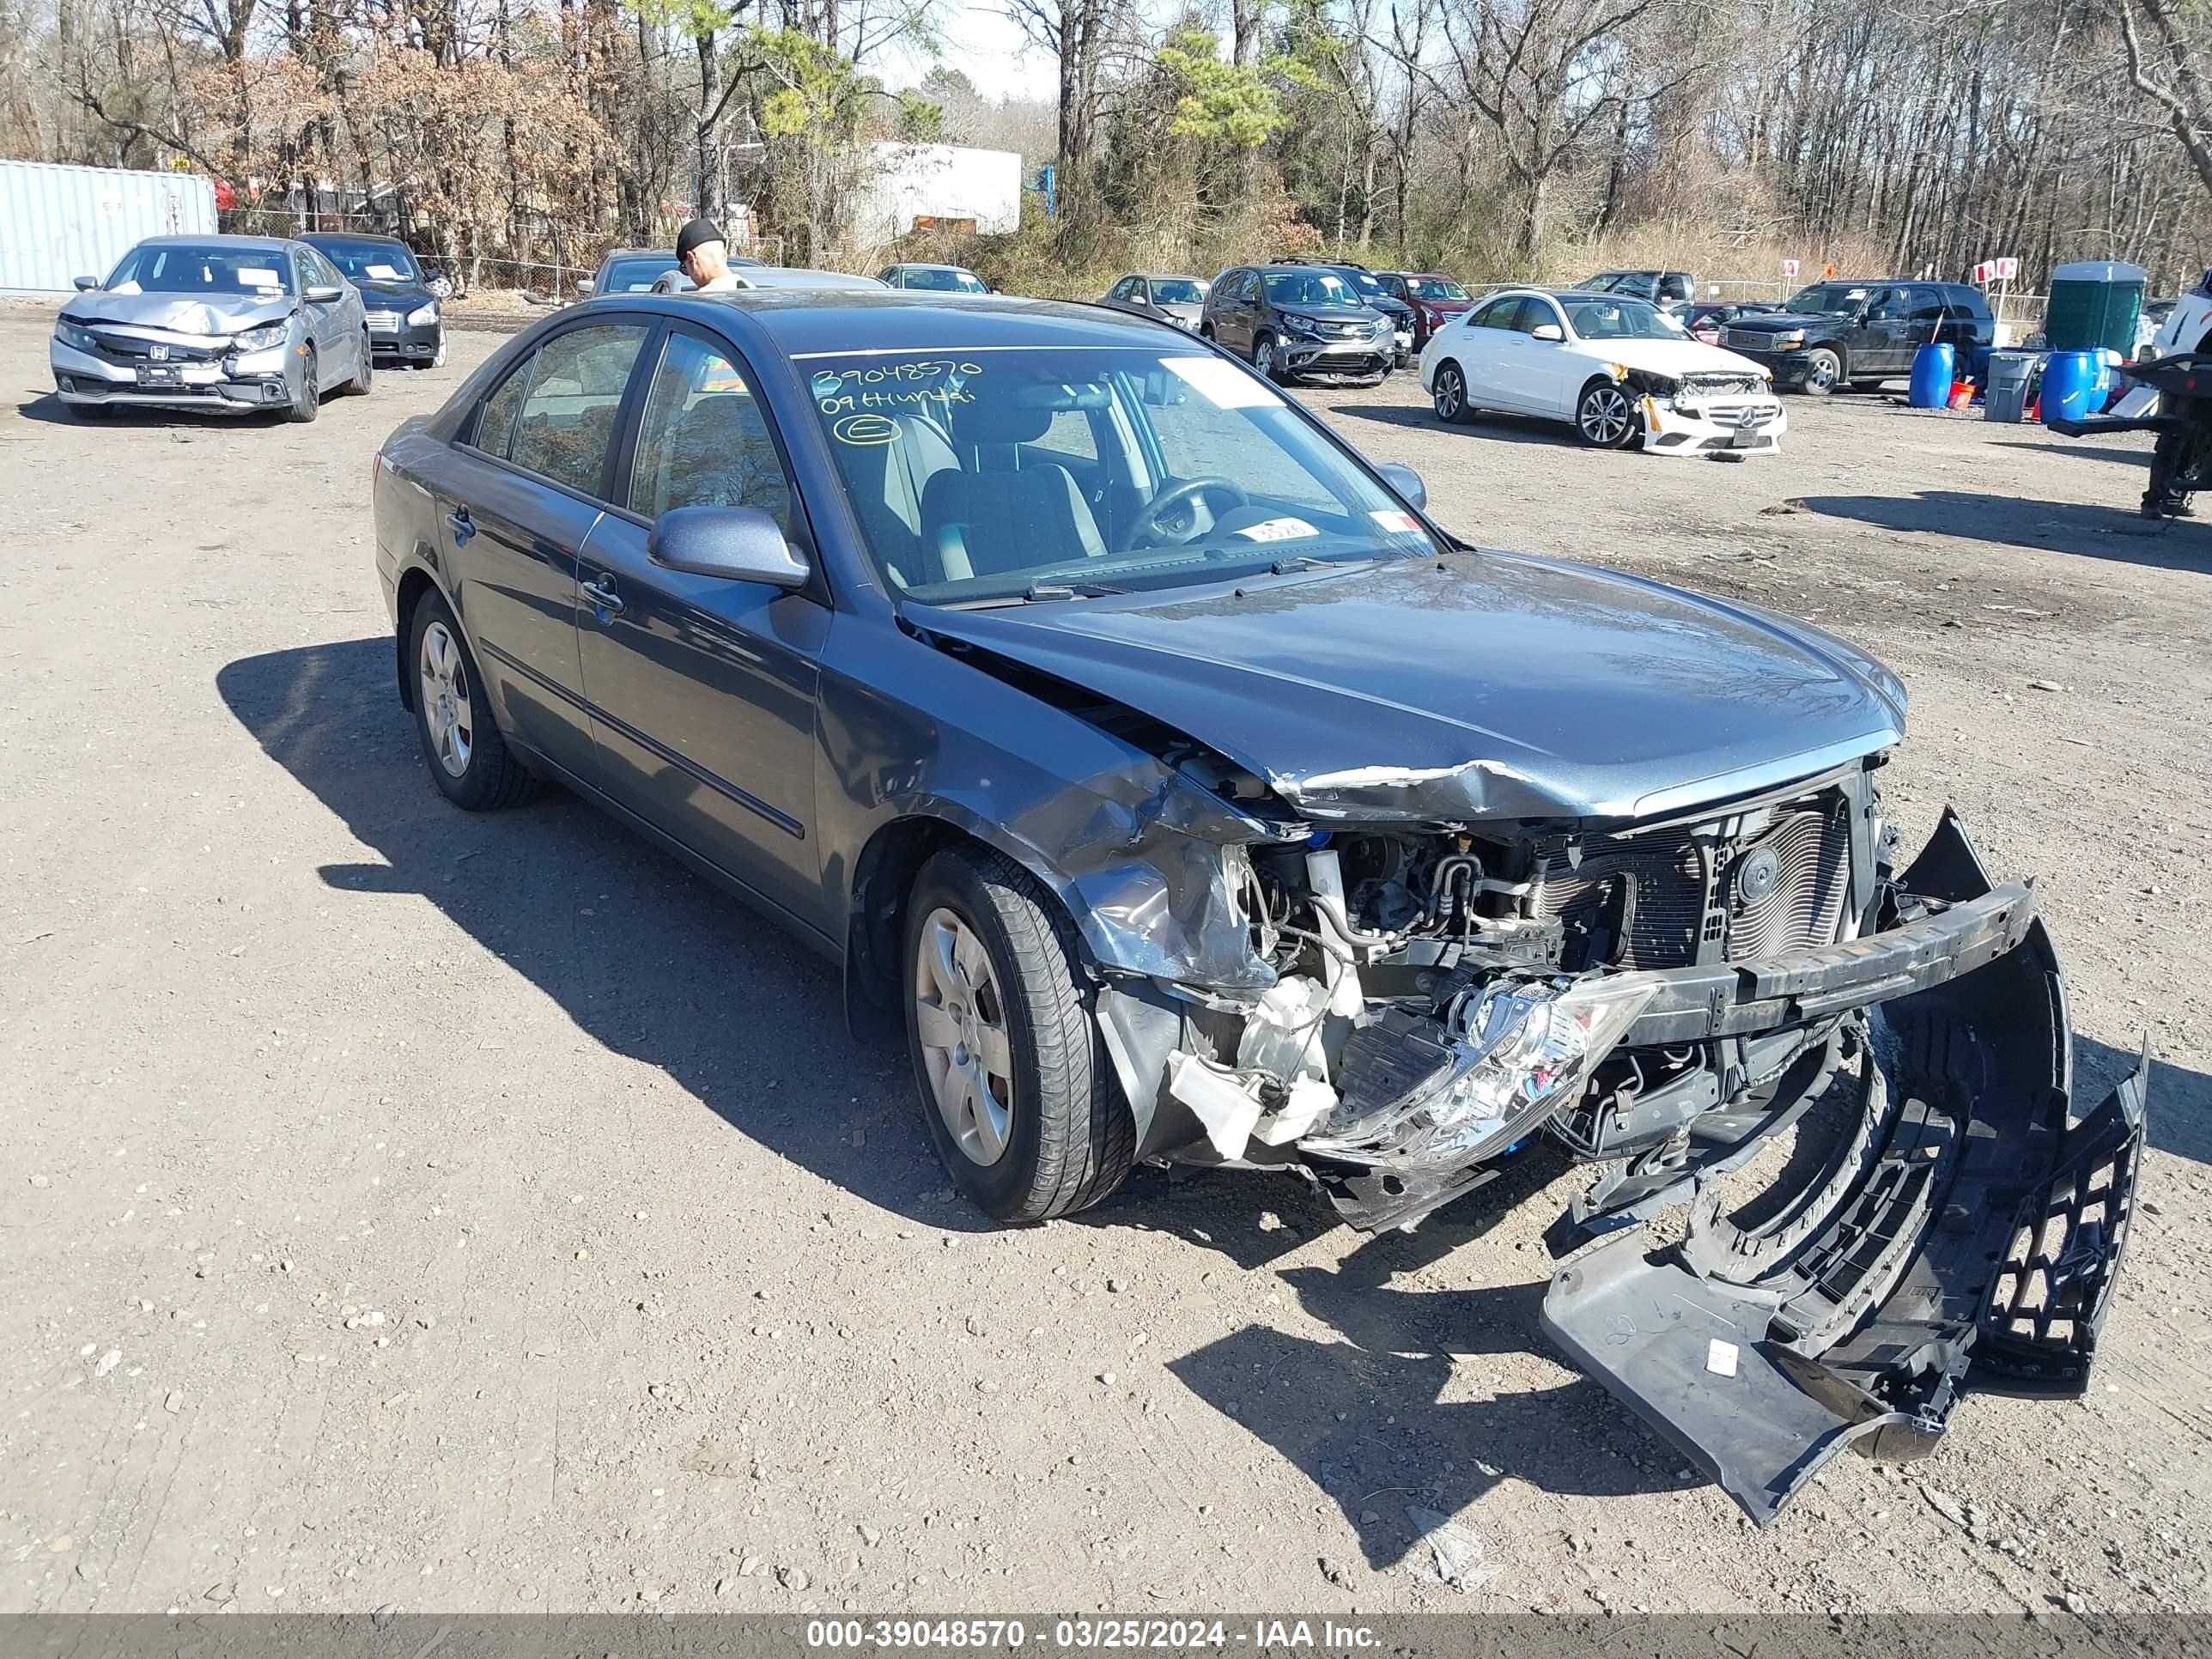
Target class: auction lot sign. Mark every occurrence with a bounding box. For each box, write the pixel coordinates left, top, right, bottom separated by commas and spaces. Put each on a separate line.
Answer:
0, 1616, 2198, 1659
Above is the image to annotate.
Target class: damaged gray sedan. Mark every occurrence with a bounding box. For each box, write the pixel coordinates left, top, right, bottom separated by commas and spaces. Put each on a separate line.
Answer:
370, 290, 2145, 1524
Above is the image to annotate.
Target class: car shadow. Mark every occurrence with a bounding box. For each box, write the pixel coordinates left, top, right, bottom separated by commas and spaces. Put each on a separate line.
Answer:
2077, 1034, 2211, 1166
2001, 440, 2154, 469
15, 391, 275, 428
1796, 490, 2206, 567
214, 635, 992, 1232
1323, 401, 1575, 447
1167, 1233, 1671, 1572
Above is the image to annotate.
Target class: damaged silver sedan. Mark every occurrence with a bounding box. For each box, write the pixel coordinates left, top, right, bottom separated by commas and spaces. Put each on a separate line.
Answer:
370, 290, 2146, 1525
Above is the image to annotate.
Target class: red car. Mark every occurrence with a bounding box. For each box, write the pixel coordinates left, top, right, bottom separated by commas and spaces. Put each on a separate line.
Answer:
1376, 270, 1474, 349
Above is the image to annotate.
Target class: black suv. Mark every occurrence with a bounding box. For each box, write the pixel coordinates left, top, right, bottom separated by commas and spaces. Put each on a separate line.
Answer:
1720, 280, 1995, 394
1579, 269, 1698, 313
1200, 264, 1396, 384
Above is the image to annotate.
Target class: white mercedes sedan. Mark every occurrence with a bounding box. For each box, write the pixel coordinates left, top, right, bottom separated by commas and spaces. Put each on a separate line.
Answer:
1419, 287, 1785, 456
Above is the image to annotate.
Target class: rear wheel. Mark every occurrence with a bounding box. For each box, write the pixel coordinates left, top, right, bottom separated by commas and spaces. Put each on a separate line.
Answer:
408, 591, 537, 810
1576, 379, 1639, 448
1801, 346, 1842, 396
902, 847, 1133, 1223
1432, 361, 1470, 423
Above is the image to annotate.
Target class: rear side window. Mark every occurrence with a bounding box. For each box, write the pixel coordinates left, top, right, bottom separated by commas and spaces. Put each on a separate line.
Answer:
1909, 286, 1950, 321
506, 323, 650, 497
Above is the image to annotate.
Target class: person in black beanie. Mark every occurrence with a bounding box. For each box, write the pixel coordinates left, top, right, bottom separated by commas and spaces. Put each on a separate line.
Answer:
674, 218, 738, 292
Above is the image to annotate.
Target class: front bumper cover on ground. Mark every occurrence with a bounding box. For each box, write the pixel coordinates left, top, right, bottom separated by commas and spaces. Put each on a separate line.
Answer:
1540, 811, 2148, 1524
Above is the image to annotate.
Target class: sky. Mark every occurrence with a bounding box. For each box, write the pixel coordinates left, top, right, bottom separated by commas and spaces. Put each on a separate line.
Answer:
879, 3, 1073, 104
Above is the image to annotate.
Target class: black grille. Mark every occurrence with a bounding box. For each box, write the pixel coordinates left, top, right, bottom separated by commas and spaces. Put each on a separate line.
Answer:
1528, 795, 1851, 971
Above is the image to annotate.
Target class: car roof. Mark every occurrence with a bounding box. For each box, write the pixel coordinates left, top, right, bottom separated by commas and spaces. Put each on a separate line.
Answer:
1133, 272, 1203, 282
736, 267, 887, 290
602, 248, 676, 262
302, 230, 405, 245
604, 289, 1187, 356
137, 233, 294, 252
888, 263, 977, 274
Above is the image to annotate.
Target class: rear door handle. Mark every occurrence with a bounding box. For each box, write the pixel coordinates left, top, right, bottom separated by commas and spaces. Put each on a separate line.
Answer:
447, 507, 475, 544
580, 576, 625, 617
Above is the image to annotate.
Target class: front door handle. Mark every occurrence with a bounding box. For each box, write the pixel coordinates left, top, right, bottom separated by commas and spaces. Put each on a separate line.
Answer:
447, 507, 475, 544
580, 576, 625, 618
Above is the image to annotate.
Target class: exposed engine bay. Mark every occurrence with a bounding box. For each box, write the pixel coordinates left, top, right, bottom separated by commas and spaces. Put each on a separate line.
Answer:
1131, 756, 2148, 1524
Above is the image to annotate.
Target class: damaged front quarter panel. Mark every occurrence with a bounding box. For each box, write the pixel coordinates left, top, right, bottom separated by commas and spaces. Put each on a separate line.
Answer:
1540, 811, 2150, 1525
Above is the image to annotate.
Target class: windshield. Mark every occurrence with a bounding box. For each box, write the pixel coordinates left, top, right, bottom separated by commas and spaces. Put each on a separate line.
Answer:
104, 243, 295, 297
1151, 278, 1206, 305
1784, 284, 1871, 314
1262, 270, 1357, 307
309, 238, 421, 283
1406, 277, 1468, 300
904, 267, 989, 293
804, 346, 1436, 604
603, 256, 678, 294
1560, 296, 1679, 339
1330, 267, 1387, 297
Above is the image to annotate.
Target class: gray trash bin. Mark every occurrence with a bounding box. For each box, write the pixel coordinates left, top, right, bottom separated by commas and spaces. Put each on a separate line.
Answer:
1985, 350, 2040, 422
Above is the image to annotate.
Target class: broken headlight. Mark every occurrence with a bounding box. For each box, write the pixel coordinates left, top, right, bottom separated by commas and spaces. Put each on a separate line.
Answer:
1301, 976, 1659, 1167
1617, 367, 1680, 399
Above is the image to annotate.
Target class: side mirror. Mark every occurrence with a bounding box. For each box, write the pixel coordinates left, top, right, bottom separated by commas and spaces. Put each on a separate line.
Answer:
574, 277, 592, 295
305, 283, 343, 304
72, 275, 99, 291
1374, 461, 1427, 511
651, 505, 811, 587
1530, 322, 1565, 343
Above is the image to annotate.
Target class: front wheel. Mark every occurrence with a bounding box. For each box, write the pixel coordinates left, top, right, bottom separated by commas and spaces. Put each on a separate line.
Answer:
286, 345, 319, 423
1800, 346, 1842, 396
349, 331, 374, 395
1254, 333, 1287, 383
1432, 361, 1470, 423
1576, 380, 1639, 448
903, 847, 1133, 1223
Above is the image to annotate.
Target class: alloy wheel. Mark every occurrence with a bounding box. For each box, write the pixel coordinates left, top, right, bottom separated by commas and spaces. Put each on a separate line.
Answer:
1580, 384, 1634, 445
418, 620, 474, 778
912, 908, 1015, 1166
1435, 365, 1464, 421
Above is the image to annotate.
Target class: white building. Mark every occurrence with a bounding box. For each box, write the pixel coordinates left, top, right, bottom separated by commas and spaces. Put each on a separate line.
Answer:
853, 144, 1023, 240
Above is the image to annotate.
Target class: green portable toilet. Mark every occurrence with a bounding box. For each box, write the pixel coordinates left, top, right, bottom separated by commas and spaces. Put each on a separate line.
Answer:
2045, 260, 2147, 356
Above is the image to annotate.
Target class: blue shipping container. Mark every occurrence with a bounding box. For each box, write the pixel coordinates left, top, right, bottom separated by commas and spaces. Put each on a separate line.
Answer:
0, 160, 217, 296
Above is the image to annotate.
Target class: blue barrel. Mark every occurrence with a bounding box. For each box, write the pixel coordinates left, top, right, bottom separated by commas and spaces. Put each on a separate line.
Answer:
1909, 342, 1955, 408
2041, 349, 2100, 424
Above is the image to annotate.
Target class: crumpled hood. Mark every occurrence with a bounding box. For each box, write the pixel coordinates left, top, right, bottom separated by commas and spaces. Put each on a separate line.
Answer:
1596, 337, 1774, 380
913, 554, 1906, 823
62, 290, 294, 337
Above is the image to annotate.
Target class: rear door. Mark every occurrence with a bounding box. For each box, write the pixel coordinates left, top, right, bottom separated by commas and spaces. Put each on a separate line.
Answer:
292, 246, 346, 386
574, 322, 830, 933
434, 318, 653, 784
1451, 295, 1521, 406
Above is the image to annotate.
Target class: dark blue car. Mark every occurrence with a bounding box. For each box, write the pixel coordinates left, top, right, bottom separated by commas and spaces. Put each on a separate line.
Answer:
370, 289, 2142, 1522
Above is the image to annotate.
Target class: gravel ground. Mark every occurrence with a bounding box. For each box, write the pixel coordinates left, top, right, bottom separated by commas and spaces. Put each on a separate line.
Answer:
3, 316, 2209, 1617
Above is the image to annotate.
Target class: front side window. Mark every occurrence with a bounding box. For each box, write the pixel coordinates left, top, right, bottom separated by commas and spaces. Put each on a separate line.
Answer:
106, 243, 295, 297
803, 346, 1437, 603
501, 322, 649, 496
629, 331, 794, 533
1560, 296, 1676, 339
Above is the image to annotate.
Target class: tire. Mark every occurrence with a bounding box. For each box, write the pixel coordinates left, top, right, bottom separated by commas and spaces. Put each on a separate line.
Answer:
1254, 332, 1286, 383
286, 345, 319, 423
1432, 360, 1470, 423
1800, 345, 1842, 396
349, 331, 374, 396
406, 590, 537, 811
902, 846, 1133, 1224
430, 331, 447, 369
1576, 379, 1639, 448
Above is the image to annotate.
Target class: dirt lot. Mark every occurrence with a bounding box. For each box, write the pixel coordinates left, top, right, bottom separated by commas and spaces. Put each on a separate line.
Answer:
3, 313, 2209, 1618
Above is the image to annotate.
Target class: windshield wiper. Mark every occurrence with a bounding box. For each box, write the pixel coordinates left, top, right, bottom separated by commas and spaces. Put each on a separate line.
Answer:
1270, 554, 1331, 574
1022, 580, 1126, 600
